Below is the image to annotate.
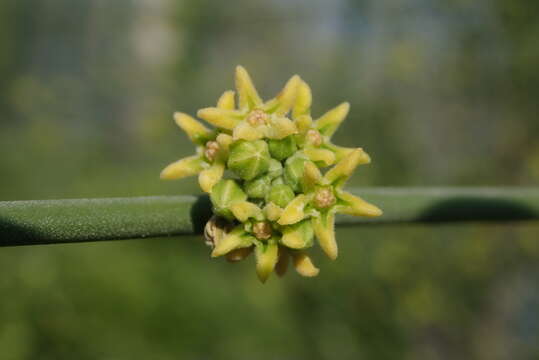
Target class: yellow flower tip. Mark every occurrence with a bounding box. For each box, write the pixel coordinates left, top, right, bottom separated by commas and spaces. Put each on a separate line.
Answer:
198, 162, 224, 193
338, 192, 383, 217
292, 252, 320, 277
235, 65, 262, 110
292, 80, 312, 119
211, 229, 250, 258
263, 202, 283, 221
265, 116, 298, 140
173, 112, 211, 143
233, 121, 263, 141
315, 102, 350, 137
277, 195, 307, 225
197, 107, 241, 130
312, 214, 338, 260
303, 147, 336, 167
255, 241, 279, 283
295, 115, 313, 134
160, 156, 205, 180
273, 75, 301, 116
217, 90, 236, 110
324, 147, 370, 185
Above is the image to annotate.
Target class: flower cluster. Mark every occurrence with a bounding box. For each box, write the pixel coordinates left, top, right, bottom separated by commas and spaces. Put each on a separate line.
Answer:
161, 66, 382, 282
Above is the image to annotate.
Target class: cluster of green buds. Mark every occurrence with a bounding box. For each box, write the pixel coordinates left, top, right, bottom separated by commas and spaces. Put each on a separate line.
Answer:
161, 66, 382, 282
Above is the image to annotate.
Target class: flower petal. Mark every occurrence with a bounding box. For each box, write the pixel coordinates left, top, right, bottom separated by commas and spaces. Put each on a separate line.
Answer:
303, 147, 336, 167
336, 191, 383, 217
263, 202, 284, 221
217, 90, 236, 110
302, 161, 323, 193
230, 201, 264, 222
264, 116, 298, 140
292, 251, 320, 277
197, 107, 243, 130
232, 121, 264, 141
312, 211, 337, 260
278, 194, 308, 225
226, 246, 253, 262
173, 112, 213, 145
160, 155, 206, 180
255, 239, 279, 283
292, 80, 312, 119
211, 226, 253, 257
198, 161, 225, 193
323, 148, 370, 187
315, 102, 349, 138
235, 65, 263, 110
281, 220, 314, 249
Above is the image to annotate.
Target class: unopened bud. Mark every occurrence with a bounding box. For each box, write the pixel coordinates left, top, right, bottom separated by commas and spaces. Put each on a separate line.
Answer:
228, 140, 271, 180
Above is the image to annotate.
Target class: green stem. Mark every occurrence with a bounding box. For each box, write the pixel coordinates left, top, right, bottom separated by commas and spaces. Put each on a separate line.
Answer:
1, 187, 538, 246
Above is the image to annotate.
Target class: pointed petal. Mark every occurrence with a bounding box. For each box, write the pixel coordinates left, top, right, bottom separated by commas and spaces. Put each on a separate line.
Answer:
336, 191, 383, 217
263, 202, 283, 221
173, 112, 212, 145
160, 155, 206, 180
211, 226, 253, 257
303, 147, 336, 167
226, 246, 253, 262
198, 161, 225, 193
278, 194, 308, 225
273, 75, 301, 116
233, 121, 264, 141
217, 90, 236, 110
264, 116, 298, 140
197, 107, 243, 130
292, 80, 312, 119
216, 133, 233, 153
292, 252, 320, 277
315, 102, 349, 137
281, 220, 314, 250
255, 240, 279, 283
275, 246, 289, 277
323, 148, 370, 187
235, 65, 262, 110
312, 212, 337, 260
302, 161, 323, 193
230, 201, 264, 222
323, 142, 357, 162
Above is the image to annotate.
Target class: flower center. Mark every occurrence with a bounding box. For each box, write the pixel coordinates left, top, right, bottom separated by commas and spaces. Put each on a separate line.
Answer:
204, 141, 220, 162
313, 187, 336, 209
246, 109, 268, 126
306, 129, 322, 147
252, 221, 272, 240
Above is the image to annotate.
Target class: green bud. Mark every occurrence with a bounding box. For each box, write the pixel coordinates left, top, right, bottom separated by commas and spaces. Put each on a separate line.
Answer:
266, 184, 295, 208
284, 154, 307, 192
268, 135, 297, 161
228, 140, 271, 180
267, 158, 283, 179
244, 175, 272, 199
210, 179, 247, 220
271, 176, 285, 186
281, 220, 314, 250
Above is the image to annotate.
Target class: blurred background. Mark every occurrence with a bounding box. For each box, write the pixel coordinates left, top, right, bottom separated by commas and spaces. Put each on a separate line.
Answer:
1, 0, 539, 359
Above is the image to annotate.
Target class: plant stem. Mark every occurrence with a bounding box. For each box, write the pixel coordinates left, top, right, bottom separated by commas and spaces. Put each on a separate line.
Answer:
1, 187, 538, 246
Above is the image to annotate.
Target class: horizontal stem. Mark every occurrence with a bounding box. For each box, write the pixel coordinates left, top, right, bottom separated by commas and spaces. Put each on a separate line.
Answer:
1, 187, 538, 246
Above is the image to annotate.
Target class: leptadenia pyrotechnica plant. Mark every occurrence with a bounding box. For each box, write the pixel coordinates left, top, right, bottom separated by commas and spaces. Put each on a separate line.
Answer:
161, 66, 382, 282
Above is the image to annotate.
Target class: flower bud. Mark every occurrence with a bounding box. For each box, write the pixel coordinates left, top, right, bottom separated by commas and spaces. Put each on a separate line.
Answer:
268, 135, 297, 161
284, 154, 307, 192
267, 159, 283, 179
266, 184, 295, 208
227, 140, 271, 180
281, 220, 314, 249
210, 179, 247, 220
255, 239, 279, 283
244, 175, 272, 199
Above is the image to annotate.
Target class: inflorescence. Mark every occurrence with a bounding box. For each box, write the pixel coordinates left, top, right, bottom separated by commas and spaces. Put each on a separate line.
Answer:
161, 66, 382, 282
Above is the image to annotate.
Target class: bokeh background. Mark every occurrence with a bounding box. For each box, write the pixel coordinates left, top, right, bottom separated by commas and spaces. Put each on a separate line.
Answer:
1, 0, 539, 359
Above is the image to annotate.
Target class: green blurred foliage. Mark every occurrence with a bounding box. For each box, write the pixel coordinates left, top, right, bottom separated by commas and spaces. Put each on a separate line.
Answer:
0, 0, 538, 359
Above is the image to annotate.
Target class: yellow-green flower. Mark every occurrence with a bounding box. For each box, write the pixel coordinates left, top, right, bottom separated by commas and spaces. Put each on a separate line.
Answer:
161, 66, 382, 282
